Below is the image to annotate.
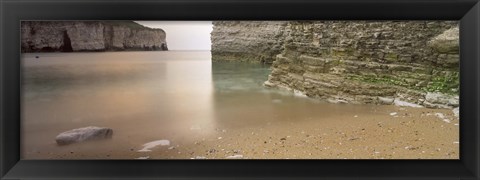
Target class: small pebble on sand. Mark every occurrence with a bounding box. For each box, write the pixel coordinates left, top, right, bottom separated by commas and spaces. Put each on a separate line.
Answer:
136, 156, 150, 159
138, 140, 170, 152
226, 155, 244, 159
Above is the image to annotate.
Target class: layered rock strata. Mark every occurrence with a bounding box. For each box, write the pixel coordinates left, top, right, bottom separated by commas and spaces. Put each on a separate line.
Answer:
21, 21, 167, 52
211, 21, 460, 108
211, 21, 288, 64
264, 21, 459, 108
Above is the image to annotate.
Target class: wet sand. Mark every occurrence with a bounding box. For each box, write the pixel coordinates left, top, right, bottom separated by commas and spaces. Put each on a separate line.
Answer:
24, 104, 459, 159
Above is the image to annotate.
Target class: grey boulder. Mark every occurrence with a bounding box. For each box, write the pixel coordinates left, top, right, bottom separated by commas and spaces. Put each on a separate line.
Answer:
427, 27, 459, 54
55, 126, 113, 145
424, 92, 459, 108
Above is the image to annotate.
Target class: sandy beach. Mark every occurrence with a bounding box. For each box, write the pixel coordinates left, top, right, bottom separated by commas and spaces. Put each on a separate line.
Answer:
23, 104, 459, 160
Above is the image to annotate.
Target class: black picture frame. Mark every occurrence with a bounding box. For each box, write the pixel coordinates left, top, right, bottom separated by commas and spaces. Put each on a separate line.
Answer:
1, 0, 479, 179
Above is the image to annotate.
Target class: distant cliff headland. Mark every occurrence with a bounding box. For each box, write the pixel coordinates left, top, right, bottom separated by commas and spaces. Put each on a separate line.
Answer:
211, 21, 459, 109
21, 21, 168, 52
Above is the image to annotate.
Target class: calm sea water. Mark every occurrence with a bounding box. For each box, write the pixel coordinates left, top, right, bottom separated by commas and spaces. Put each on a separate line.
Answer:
21, 51, 381, 159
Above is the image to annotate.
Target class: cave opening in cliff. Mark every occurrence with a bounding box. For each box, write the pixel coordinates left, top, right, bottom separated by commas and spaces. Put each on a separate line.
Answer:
61, 31, 73, 52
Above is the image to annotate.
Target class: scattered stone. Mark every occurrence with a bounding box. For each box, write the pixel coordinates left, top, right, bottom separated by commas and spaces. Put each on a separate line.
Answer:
390, 112, 398, 116
424, 92, 459, 108
55, 126, 113, 145
138, 140, 170, 152
427, 26, 459, 53
263, 80, 276, 87
280, 137, 287, 141
194, 156, 207, 159
226, 154, 244, 159
394, 99, 423, 108
378, 97, 394, 104
327, 99, 348, 104
434, 113, 451, 123
218, 137, 223, 140
452, 107, 459, 118
404, 146, 419, 150
136, 156, 150, 159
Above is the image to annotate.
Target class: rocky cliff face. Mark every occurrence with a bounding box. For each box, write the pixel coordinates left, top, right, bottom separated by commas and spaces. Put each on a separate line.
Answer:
211, 21, 460, 108
21, 21, 167, 52
265, 21, 459, 108
211, 21, 288, 64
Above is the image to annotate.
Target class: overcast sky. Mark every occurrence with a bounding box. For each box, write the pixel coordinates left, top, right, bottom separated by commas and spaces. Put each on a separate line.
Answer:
136, 21, 213, 50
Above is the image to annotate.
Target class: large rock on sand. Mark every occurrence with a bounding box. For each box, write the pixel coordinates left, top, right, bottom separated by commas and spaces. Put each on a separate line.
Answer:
55, 126, 113, 145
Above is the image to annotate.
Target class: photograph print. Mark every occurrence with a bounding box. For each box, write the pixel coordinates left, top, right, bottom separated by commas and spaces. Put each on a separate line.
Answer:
21, 20, 459, 159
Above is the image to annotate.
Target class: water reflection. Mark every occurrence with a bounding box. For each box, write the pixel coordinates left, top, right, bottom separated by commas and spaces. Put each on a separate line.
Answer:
22, 51, 216, 158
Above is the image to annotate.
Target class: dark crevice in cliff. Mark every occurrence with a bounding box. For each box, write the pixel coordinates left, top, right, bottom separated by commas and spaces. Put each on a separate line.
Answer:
161, 43, 168, 50
61, 31, 73, 52
103, 25, 113, 51
40, 47, 55, 52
